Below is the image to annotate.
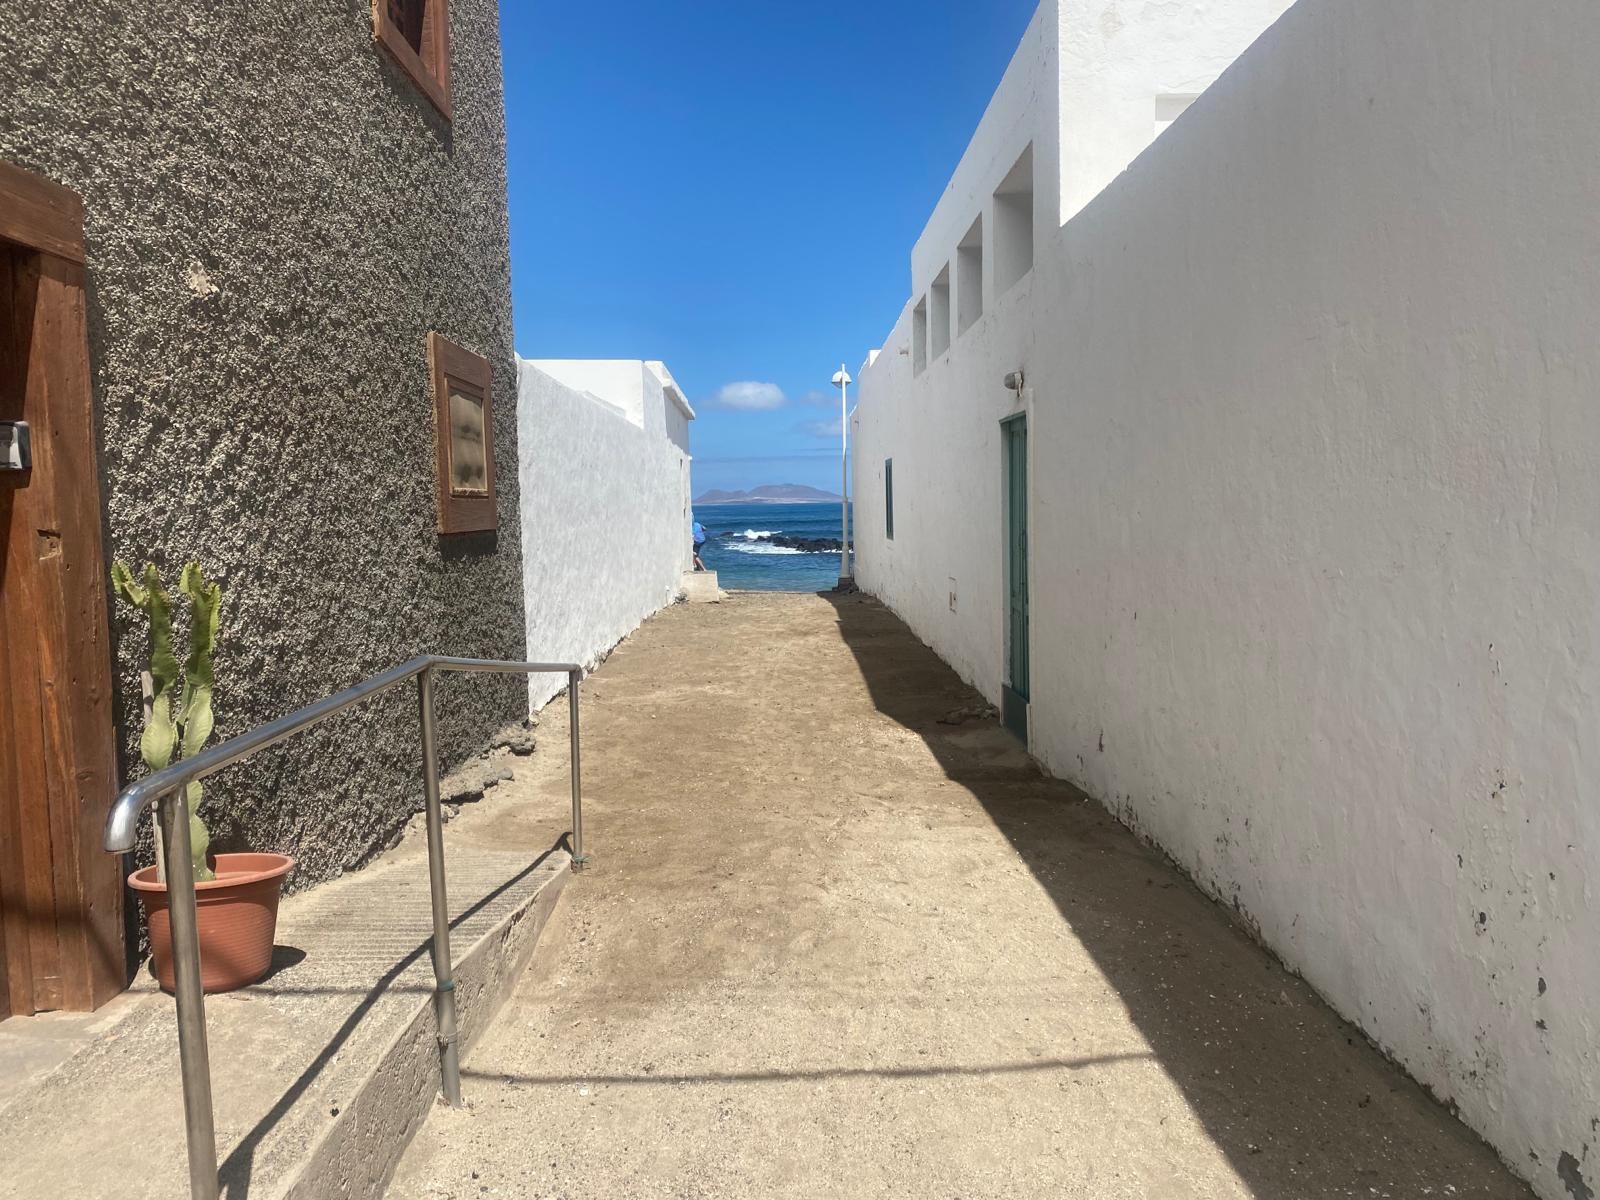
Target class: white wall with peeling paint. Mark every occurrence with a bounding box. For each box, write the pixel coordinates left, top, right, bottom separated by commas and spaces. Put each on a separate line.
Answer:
853, 1, 1600, 1195
517, 359, 694, 710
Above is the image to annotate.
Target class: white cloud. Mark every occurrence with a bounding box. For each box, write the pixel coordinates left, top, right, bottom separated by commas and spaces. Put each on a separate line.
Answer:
710, 381, 786, 411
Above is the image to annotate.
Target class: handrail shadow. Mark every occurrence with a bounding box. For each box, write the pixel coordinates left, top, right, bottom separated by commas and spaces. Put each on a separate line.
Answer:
218, 842, 563, 1198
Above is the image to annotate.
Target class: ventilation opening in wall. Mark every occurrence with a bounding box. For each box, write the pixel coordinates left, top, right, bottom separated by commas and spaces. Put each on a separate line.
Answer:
994, 143, 1034, 296
929, 265, 952, 361
1155, 93, 1202, 137
957, 215, 984, 336
912, 298, 928, 375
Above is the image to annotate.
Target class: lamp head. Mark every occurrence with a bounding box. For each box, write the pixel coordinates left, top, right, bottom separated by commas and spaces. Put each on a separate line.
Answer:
832, 370, 852, 387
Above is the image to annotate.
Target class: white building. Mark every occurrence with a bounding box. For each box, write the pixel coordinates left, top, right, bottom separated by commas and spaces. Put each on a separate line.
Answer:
518, 358, 695, 709
851, 2, 1600, 1196
854, 0, 1294, 732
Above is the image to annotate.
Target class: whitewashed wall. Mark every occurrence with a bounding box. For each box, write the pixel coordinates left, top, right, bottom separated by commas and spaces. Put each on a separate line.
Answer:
1054, 0, 1294, 220
855, 1, 1600, 1194
518, 359, 693, 710
858, 0, 1286, 703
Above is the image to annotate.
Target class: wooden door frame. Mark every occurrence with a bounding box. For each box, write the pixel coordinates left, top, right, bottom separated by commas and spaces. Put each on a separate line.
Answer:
0, 159, 125, 1015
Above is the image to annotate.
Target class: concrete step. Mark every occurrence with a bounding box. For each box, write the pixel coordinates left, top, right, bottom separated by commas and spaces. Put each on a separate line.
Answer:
680, 570, 724, 602
0, 837, 570, 1199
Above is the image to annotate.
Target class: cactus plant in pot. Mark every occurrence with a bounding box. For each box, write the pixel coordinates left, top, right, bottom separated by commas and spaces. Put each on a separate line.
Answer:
113, 561, 294, 993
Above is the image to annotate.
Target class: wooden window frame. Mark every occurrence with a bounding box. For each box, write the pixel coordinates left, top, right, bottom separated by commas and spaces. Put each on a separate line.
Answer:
429, 332, 497, 535
373, 0, 452, 119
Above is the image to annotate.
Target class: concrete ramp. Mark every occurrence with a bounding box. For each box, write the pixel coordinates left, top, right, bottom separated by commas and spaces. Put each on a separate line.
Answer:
0, 839, 570, 1199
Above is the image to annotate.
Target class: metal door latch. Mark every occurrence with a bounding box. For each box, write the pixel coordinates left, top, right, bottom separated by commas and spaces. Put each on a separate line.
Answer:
1, 421, 31, 472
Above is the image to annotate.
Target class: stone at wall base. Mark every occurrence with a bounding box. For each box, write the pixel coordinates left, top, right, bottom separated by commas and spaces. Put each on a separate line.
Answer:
680, 571, 724, 603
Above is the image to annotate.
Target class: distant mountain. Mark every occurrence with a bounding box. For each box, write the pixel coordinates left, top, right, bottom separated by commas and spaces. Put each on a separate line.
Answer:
695, 483, 843, 505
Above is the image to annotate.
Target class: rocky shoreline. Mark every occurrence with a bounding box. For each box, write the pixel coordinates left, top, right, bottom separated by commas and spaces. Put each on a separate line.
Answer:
716, 531, 843, 553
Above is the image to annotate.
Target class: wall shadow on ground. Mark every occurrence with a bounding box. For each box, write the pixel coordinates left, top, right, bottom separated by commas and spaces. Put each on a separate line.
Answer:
820, 591, 1531, 1199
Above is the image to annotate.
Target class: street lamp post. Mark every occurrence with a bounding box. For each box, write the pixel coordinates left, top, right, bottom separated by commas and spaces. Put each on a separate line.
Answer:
832, 366, 852, 582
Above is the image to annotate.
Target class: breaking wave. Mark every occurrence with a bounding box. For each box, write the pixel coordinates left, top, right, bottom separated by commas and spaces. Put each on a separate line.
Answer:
723, 541, 806, 556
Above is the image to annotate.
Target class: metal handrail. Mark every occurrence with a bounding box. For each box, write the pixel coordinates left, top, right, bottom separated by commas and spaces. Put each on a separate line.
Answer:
101, 655, 587, 1200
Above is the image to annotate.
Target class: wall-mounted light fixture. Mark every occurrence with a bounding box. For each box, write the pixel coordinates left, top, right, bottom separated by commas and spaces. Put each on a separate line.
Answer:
1003, 370, 1025, 394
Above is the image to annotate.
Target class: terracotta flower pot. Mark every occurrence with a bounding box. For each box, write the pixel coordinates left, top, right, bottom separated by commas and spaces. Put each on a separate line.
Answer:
129, 852, 295, 993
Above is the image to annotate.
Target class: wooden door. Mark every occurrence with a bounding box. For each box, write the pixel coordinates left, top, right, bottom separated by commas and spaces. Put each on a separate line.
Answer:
0, 161, 124, 1015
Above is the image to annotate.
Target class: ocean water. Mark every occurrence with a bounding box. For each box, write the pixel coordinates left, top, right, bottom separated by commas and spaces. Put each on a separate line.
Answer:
694, 500, 854, 592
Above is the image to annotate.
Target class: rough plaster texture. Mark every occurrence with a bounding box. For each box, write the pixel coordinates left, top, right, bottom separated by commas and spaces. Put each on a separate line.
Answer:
854, 1, 1600, 1194
0, 1, 525, 886
517, 358, 694, 711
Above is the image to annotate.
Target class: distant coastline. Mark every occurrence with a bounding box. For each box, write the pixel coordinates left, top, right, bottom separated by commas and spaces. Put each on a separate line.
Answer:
695, 483, 843, 505
696, 496, 841, 505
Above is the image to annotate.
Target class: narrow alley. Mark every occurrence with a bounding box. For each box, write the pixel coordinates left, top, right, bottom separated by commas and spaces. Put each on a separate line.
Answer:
390, 593, 1528, 1199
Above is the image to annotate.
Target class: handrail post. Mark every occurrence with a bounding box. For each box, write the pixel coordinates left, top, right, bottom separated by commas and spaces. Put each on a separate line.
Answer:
99, 655, 588, 1160
568, 667, 586, 869
160, 786, 220, 1200
417, 667, 462, 1107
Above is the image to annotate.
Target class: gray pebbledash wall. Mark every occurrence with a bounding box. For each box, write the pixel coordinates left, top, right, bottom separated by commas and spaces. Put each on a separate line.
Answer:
0, 1, 525, 884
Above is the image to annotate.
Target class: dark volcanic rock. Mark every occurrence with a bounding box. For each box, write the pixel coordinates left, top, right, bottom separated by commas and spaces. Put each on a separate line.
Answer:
938, 703, 999, 726
713, 531, 843, 552
492, 725, 537, 756
441, 778, 484, 806
769, 534, 843, 552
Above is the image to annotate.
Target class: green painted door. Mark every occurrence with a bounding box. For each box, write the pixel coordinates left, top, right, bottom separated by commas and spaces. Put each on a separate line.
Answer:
1002, 415, 1029, 740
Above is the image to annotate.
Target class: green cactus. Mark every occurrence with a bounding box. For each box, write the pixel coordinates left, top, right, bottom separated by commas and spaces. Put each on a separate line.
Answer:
112, 560, 223, 882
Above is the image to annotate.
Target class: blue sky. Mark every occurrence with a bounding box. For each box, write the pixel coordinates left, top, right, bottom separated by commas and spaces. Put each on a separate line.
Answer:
499, 0, 1037, 496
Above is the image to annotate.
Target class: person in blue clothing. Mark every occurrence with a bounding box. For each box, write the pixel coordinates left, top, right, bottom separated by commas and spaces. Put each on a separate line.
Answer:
691, 520, 708, 571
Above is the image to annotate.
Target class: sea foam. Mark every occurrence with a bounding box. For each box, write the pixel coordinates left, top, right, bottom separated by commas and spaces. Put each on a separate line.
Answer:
724, 542, 805, 556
